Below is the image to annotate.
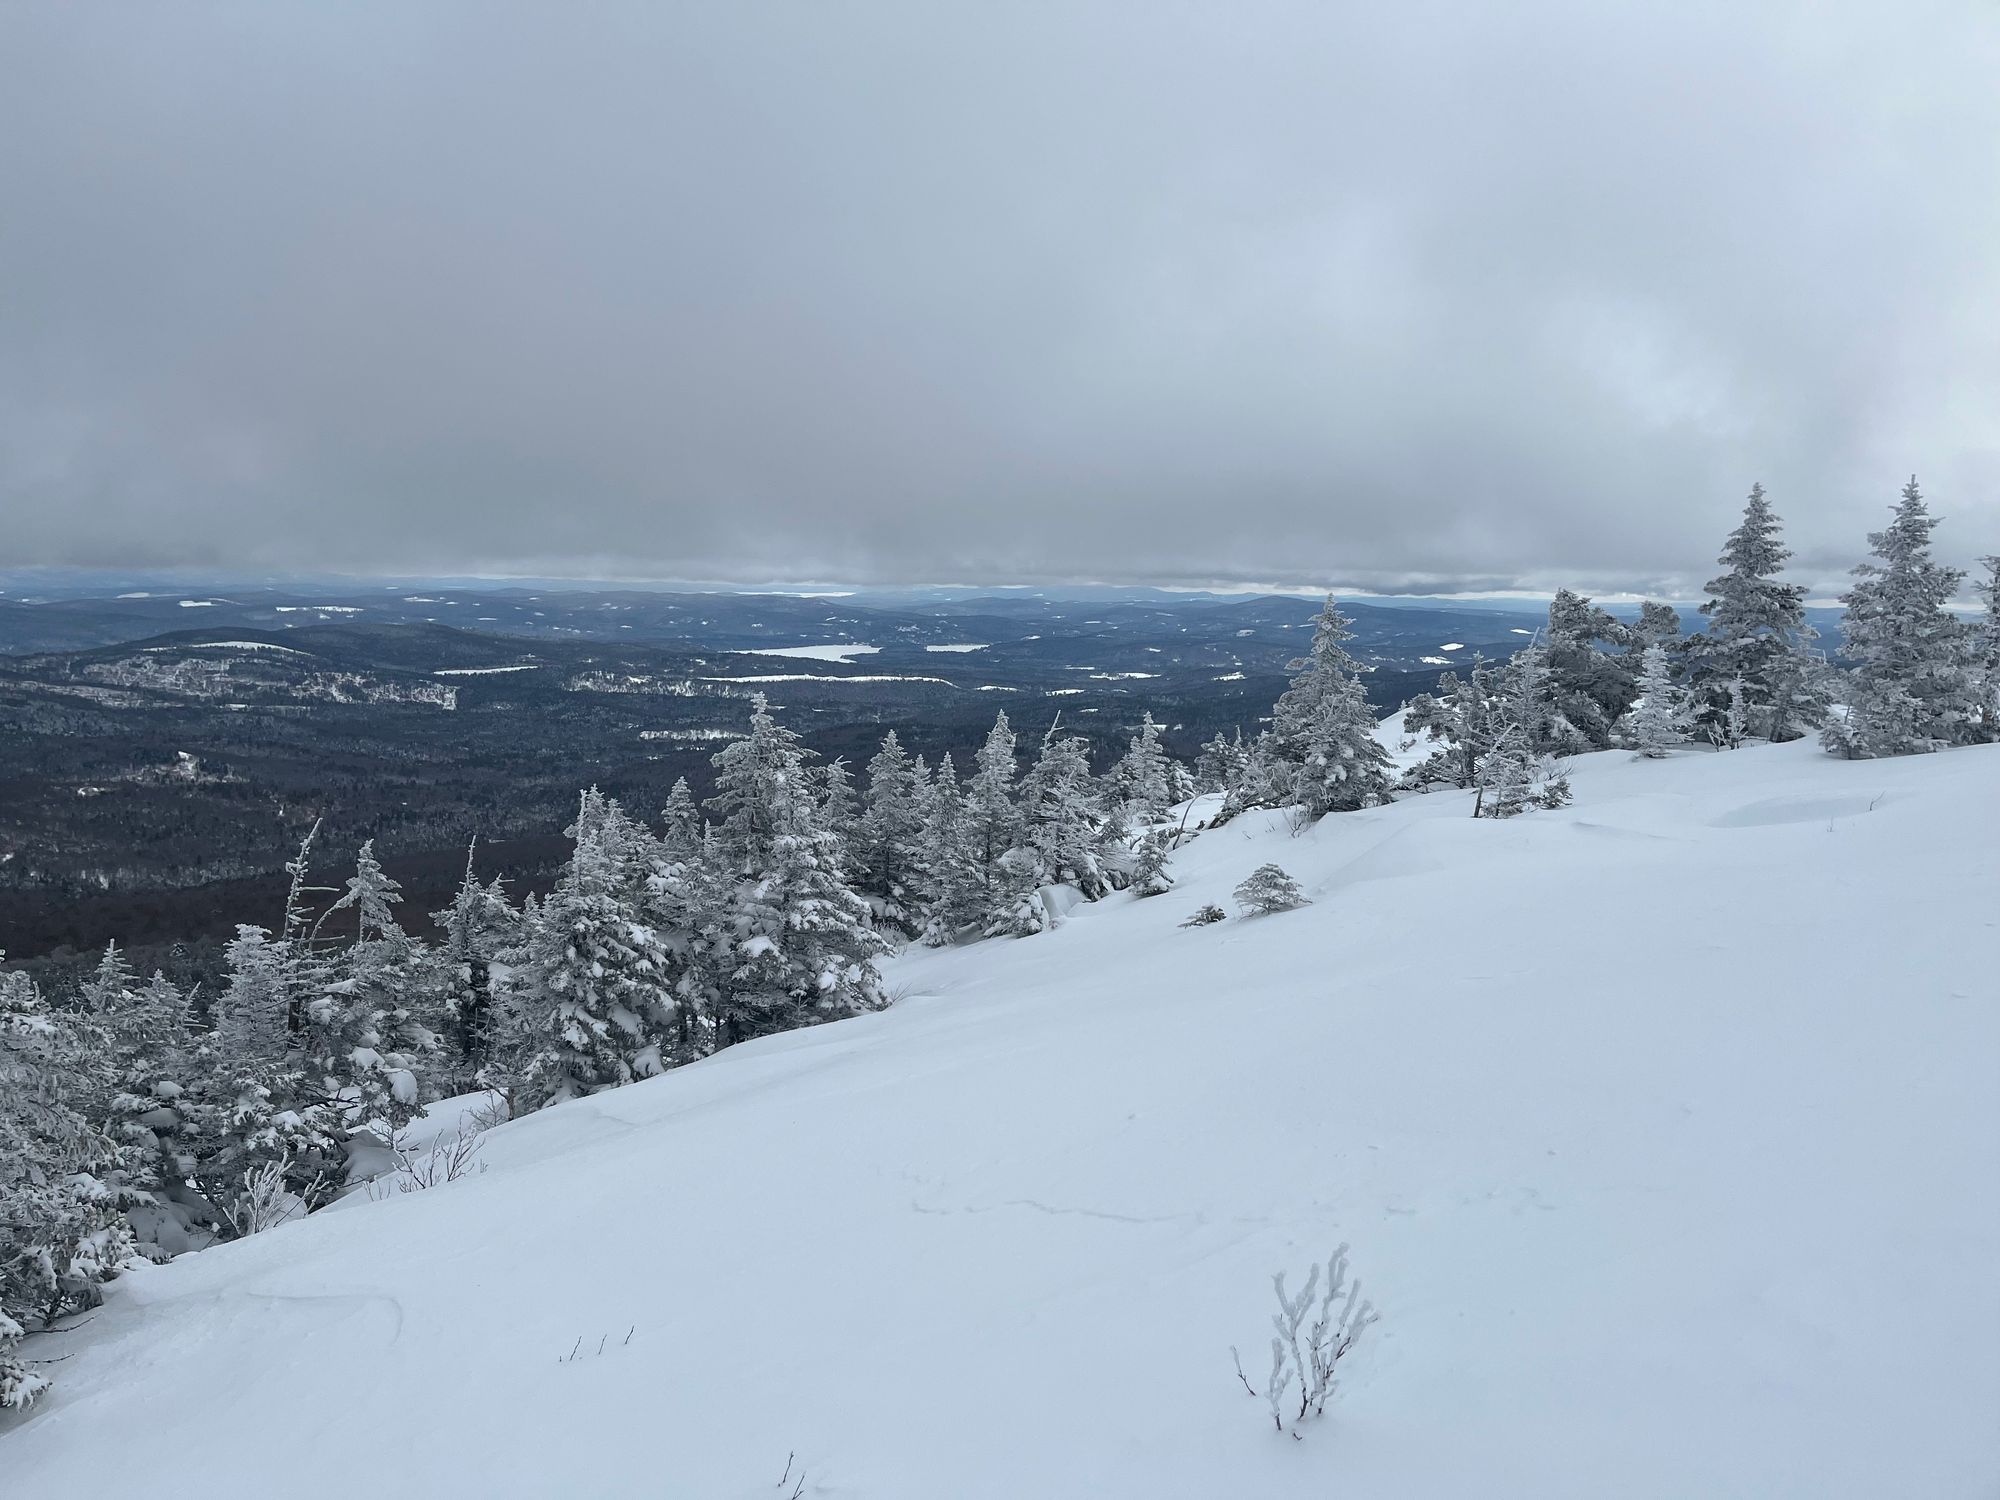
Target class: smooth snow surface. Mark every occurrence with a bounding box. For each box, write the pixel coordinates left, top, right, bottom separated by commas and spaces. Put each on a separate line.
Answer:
433, 665, 540, 676
1371, 706, 1435, 775
923, 642, 990, 652
8, 741, 1998, 1498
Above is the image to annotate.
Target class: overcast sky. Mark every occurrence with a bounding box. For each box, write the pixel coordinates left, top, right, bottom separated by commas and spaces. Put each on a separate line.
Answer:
3, 3, 1997, 597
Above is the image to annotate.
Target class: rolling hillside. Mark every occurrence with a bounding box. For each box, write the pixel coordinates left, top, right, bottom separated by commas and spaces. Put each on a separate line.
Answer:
6, 737, 1995, 1497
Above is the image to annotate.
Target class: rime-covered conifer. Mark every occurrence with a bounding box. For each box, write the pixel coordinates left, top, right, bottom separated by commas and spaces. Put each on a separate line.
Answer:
815, 757, 862, 866
216, 925, 294, 1062
700, 697, 887, 1046
1130, 830, 1175, 896
1691, 484, 1826, 741
1234, 863, 1310, 916
1113, 712, 1173, 824
512, 796, 680, 1107
965, 711, 1023, 895
1540, 590, 1635, 748
856, 731, 929, 932
1974, 555, 2000, 740
1402, 656, 1504, 788
79, 941, 138, 1015
1197, 729, 1251, 797
2, 963, 132, 1407
1016, 722, 1110, 900
1267, 597, 1392, 817
1822, 477, 1979, 757
916, 755, 983, 945
1624, 642, 1691, 758
322, 838, 403, 946
659, 776, 704, 860
708, 694, 811, 874
434, 842, 520, 1072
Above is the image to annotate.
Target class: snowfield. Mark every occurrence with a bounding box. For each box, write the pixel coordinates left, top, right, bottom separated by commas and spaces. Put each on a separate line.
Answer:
7, 740, 1998, 1497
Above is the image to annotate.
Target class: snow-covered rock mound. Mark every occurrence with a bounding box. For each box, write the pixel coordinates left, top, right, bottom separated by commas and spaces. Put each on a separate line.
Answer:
8, 741, 1998, 1497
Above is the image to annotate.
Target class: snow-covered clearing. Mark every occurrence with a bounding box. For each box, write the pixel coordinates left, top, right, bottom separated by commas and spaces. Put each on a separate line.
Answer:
160, 641, 305, 654
923, 642, 990, 653
7, 740, 1997, 1497
743, 644, 881, 662
433, 665, 540, 676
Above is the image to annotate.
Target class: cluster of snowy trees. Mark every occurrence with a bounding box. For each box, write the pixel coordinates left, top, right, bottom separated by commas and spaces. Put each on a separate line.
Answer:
1195, 593, 1573, 823
1384, 479, 2000, 811
0, 694, 1202, 1405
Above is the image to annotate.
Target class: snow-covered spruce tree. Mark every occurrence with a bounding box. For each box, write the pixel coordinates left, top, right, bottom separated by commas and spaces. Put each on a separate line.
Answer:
303, 851, 440, 1146
96, 970, 213, 1258
638, 828, 729, 1066
305, 842, 441, 1136
1129, 829, 1175, 896
1016, 722, 1112, 902
964, 711, 1024, 900
813, 756, 862, 873
215, 924, 295, 1062
78, 940, 138, 1015
1974, 555, 2000, 740
855, 731, 930, 933
1234, 863, 1310, 916
1474, 660, 1573, 817
1822, 477, 1980, 758
658, 776, 705, 861
705, 696, 887, 1047
1501, 636, 1592, 758
1628, 600, 1683, 658
1113, 712, 1173, 825
1196, 728, 1251, 798
708, 694, 811, 874
916, 754, 984, 946
321, 838, 402, 947
1, 962, 133, 1408
1266, 598, 1393, 818
1472, 723, 1536, 818
192, 928, 346, 1230
512, 794, 681, 1109
1400, 655, 1504, 789
1540, 589, 1636, 749
1690, 483, 1828, 742
1623, 642, 1691, 758
434, 841, 521, 1077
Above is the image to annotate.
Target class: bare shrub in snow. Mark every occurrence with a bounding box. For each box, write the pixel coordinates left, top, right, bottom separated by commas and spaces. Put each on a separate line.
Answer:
367, 1122, 490, 1199
395, 1124, 487, 1191
1233, 864, 1310, 916
220, 1156, 325, 1237
1179, 903, 1227, 928
1232, 1243, 1378, 1438
463, 1090, 512, 1133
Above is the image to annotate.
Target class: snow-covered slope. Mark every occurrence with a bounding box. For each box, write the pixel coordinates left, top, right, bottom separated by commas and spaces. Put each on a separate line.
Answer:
9, 742, 1999, 1497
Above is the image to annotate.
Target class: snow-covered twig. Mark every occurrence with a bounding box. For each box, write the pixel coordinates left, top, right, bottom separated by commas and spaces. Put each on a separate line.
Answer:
1238, 1243, 1379, 1438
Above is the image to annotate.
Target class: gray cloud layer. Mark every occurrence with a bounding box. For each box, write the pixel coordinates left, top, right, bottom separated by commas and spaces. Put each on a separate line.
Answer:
4, 2, 1998, 595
